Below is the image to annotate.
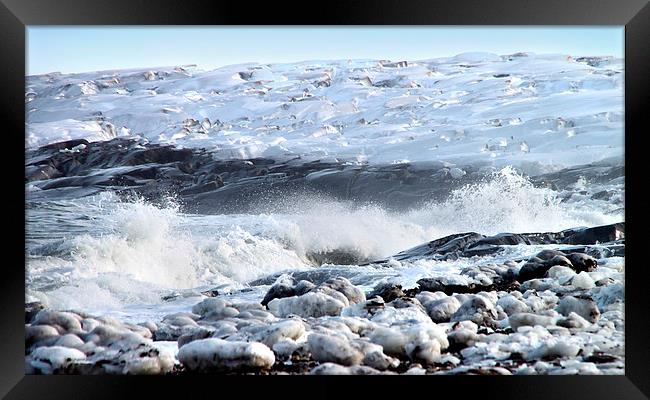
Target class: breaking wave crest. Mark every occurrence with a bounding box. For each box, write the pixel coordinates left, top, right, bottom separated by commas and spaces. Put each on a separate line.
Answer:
27, 167, 622, 312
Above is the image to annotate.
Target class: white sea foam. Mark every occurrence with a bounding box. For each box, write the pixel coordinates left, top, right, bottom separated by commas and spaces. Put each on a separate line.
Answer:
26, 167, 622, 318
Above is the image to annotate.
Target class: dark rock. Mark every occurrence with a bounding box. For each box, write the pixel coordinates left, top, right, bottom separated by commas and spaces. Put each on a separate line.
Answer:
517, 262, 550, 282
25, 302, 45, 324
518, 255, 572, 282
561, 223, 624, 245
367, 282, 405, 302
534, 249, 567, 260
177, 327, 215, 348
261, 283, 296, 307
566, 253, 597, 272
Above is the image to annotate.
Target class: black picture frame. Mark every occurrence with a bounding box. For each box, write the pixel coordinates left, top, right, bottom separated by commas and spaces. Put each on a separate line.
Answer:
2, 0, 648, 398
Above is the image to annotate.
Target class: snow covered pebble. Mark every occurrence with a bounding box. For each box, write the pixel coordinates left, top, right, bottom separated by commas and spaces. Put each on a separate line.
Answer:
497, 294, 530, 316
54, 334, 85, 349
32, 310, 82, 333
525, 339, 581, 360
269, 292, 346, 318
450, 296, 498, 326
423, 296, 462, 322
178, 338, 275, 371
571, 272, 595, 290
307, 333, 364, 366
509, 313, 556, 330
310, 363, 383, 375
28, 346, 86, 374
557, 296, 600, 323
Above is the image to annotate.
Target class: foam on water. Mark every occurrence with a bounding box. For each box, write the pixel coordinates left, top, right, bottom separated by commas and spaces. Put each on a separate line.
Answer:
26, 167, 622, 318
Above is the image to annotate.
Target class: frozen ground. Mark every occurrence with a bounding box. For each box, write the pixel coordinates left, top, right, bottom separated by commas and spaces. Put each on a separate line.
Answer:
26, 52, 623, 172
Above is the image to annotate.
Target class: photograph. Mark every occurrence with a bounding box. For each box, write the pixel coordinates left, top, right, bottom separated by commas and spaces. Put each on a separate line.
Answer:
24, 26, 625, 376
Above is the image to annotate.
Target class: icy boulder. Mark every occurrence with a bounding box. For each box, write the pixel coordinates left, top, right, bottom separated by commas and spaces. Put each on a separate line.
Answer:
421, 296, 462, 322
307, 333, 364, 366
27, 346, 86, 374
509, 313, 556, 330
267, 292, 346, 318
311, 363, 384, 375
450, 296, 499, 326
556, 296, 600, 323
178, 338, 275, 371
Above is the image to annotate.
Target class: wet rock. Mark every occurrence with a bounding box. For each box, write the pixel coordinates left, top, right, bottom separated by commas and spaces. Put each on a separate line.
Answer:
566, 253, 597, 272
562, 223, 624, 245
25, 302, 45, 324
261, 283, 296, 307
367, 282, 405, 302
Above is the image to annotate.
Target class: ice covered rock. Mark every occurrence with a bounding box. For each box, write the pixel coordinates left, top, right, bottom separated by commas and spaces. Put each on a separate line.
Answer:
496, 294, 530, 316
311, 363, 383, 375
421, 296, 462, 322
307, 333, 364, 366
525, 339, 581, 361
54, 334, 85, 349
557, 312, 591, 329
178, 338, 275, 371
359, 342, 400, 370
450, 296, 498, 326
32, 310, 82, 333
546, 265, 576, 279
268, 292, 346, 318
367, 282, 405, 302
237, 319, 306, 347
509, 313, 556, 330
312, 277, 365, 304
191, 298, 229, 316
571, 272, 596, 290
592, 282, 623, 311
27, 346, 86, 374
26, 324, 59, 347
557, 296, 600, 323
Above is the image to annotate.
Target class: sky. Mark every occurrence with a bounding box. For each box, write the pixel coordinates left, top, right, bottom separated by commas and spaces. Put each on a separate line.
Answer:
26, 26, 624, 76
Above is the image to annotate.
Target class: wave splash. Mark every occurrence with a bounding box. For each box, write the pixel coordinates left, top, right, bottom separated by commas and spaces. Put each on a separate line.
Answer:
27, 167, 622, 311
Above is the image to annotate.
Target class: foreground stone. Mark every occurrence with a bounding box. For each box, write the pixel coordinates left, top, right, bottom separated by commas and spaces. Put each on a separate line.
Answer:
177, 338, 275, 372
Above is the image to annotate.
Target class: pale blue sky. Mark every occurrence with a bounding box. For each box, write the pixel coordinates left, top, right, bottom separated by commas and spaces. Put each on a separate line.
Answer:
27, 26, 624, 76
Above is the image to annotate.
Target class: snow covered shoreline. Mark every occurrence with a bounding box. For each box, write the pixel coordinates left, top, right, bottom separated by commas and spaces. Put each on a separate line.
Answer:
26, 52, 623, 170
25, 223, 625, 375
